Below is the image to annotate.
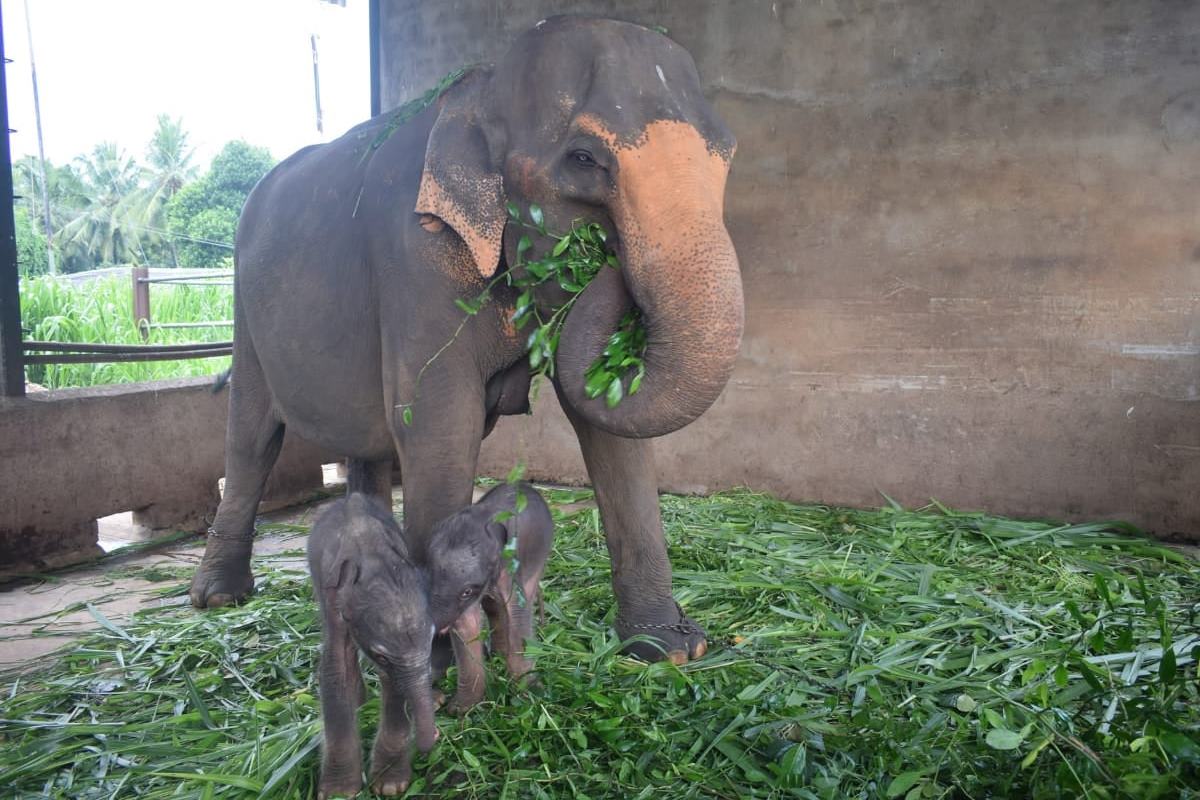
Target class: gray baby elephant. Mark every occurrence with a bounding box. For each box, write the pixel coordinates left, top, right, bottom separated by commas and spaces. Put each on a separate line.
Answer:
427, 481, 554, 713
307, 494, 438, 799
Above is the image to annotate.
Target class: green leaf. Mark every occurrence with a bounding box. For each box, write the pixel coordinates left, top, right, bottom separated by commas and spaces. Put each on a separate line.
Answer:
552, 236, 571, 257
506, 201, 521, 221
736, 671, 780, 702
517, 235, 533, 257
628, 365, 645, 395
454, 297, 479, 315
529, 204, 544, 229
402, 406, 413, 426
515, 490, 528, 513
985, 727, 1025, 751
506, 462, 526, 483
886, 770, 927, 798
585, 369, 611, 399
605, 376, 624, 408
955, 694, 977, 713
1160, 646, 1177, 684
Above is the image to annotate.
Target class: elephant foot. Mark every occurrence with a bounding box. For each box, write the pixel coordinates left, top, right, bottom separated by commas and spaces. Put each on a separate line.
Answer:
188, 534, 255, 608
369, 745, 412, 797
615, 600, 708, 664
442, 691, 482, 716
317, 760, 362, 800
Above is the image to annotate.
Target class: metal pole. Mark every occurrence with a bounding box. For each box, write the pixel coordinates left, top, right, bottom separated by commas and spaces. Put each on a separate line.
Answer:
22, 0, 53, 275
0, 0, 26, 397
311, 33, 323, 134
369, 0, 380, 117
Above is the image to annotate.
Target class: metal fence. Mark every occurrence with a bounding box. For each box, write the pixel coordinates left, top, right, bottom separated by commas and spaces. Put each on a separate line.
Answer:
21, 266, 234, 367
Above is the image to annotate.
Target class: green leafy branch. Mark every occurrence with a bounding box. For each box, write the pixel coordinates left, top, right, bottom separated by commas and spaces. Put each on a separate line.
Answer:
399, 204, 648, 425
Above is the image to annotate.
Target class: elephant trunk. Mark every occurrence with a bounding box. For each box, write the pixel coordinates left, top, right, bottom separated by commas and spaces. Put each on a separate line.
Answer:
392, 661, 437, 754
556, 178, 743, 439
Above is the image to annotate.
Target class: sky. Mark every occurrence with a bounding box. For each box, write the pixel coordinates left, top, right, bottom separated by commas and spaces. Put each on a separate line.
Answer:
2, 0, 370, 170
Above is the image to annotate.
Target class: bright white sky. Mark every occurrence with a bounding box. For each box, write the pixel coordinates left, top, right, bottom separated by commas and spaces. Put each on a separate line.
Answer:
2, 0, 370, 170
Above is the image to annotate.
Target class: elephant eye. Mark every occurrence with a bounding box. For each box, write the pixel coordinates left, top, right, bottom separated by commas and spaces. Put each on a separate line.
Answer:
460, 585, 480, 600
568, 149, 598, 168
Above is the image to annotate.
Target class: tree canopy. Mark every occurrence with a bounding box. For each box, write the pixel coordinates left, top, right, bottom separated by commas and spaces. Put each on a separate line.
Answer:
11, 120, 274, 275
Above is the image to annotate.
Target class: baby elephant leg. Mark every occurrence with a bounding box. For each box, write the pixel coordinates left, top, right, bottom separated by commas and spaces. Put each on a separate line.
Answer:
317, 618, 364, 800
485, 567, 542, 679
445, 603, 486, 715
370, 671, 414, 796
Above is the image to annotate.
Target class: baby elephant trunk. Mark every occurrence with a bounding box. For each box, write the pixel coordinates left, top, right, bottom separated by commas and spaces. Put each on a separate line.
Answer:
393, 661, 438, 753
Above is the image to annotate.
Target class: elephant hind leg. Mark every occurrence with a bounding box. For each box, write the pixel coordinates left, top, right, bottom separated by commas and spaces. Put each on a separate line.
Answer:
189, 332, 284, 609
346, 458, 396, 509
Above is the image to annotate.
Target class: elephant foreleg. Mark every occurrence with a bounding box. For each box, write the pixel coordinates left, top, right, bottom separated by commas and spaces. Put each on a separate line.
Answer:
316, 605, 364, 800
558, 389, 707, 664
444, 603, 486, 714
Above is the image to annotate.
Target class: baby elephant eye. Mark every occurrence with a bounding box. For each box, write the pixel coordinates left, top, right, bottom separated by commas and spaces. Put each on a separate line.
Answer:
568, 149, 598, 168
459, 586, 479, 601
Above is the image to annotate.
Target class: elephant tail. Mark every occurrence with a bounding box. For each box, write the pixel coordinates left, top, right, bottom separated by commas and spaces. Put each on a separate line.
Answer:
211, 366, 232, 394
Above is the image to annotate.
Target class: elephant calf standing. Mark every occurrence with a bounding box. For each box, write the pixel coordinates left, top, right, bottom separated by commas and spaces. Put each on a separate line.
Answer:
307, 494, 438, 799
427, 481, 554, 713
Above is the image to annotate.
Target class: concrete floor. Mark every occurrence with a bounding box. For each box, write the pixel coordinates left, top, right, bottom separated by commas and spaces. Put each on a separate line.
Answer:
0, 492, 339, 671
0, 476, 523, 672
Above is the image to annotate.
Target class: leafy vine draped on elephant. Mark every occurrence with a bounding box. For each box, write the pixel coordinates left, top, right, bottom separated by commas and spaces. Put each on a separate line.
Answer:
189, 16, 743, 665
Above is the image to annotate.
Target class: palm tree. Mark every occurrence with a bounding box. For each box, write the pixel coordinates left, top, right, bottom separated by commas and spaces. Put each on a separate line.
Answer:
136, 115, 196, 265
56, 142, 145, 268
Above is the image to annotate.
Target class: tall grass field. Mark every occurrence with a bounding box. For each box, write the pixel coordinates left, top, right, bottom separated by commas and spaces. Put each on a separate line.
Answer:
19, 274, 233, 389
1, 488, 1196, 798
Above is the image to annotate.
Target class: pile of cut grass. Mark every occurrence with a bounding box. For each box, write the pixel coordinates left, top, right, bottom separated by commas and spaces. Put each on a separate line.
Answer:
2, 489, 1197, 798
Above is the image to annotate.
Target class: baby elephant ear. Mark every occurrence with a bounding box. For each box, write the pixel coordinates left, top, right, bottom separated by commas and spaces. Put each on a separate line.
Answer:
485, 521, 510, 546
415, 69, 506, 279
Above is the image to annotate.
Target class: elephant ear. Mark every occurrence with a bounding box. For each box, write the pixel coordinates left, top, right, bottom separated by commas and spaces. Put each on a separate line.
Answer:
415, 69, 506, 279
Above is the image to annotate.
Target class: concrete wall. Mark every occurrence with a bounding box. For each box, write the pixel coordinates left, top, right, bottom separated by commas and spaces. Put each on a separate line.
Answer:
379, 1, 1200, 538
0, 378, 333, 573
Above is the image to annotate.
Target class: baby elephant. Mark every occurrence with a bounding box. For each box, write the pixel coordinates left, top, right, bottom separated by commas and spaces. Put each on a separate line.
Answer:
307, 494, 438, 799
427, 481, 554, 713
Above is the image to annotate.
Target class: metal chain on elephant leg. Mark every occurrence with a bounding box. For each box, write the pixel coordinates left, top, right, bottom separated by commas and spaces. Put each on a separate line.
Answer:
615, 601, 705, 637
204, 527, 255, 542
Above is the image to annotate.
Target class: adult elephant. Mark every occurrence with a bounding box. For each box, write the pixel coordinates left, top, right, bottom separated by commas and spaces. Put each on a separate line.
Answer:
190, 16, 743, 665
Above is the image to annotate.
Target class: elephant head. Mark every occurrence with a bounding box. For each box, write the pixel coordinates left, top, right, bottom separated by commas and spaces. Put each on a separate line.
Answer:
416, 16, 743, 438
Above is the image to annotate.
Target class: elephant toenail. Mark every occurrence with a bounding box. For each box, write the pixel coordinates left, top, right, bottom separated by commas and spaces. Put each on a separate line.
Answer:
419, 213, 445, 233
208, 593, 233, 608
692, 640, 708, 660
668, 649, 688, 666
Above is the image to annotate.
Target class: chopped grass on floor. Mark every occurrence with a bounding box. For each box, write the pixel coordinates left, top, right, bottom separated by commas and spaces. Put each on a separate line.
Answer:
2, 489, 1198, 799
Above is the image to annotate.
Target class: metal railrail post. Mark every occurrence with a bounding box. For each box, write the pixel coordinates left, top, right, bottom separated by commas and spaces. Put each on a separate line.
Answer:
0, 2, 26, 398
132, 266, 150, 340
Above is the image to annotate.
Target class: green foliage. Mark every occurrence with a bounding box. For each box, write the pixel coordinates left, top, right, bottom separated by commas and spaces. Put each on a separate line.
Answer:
18, 274, 232, 388
363, 66, 470, 160
584, 308, 647, 408
1, 491, 1198, 798
166, 141, 274, 267
14, 125, 263, 272
441, 204, 646, 417
55, 142, 146, 268
13, 205, 49, 276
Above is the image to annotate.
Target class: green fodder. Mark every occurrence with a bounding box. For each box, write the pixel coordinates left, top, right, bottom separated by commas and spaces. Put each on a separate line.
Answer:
1, 490, 1197, 799
19, 274, 233, 389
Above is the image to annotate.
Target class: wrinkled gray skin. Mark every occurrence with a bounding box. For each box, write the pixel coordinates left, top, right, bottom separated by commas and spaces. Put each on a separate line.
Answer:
190, 16, 743, 665
307, 494, 438, 799
426, 482, 554, 714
